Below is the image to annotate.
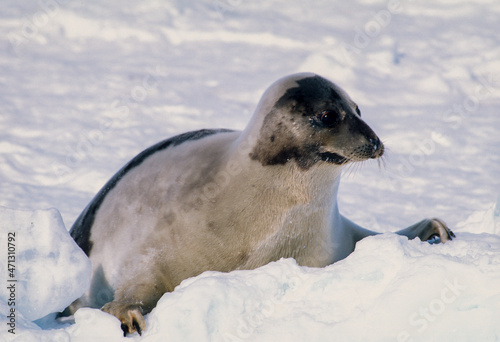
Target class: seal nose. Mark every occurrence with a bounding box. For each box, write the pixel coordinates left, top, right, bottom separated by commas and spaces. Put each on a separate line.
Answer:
369, 138, 384, 158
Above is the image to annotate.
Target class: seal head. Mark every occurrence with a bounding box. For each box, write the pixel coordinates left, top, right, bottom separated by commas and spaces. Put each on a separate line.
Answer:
249, 73, 384, 170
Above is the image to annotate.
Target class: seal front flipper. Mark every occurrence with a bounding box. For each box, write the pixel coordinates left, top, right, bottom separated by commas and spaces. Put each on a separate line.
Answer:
102, 301, 145, 336
102, 279, 166, 336
341, 216, 454, 254
395, 218, 455, 243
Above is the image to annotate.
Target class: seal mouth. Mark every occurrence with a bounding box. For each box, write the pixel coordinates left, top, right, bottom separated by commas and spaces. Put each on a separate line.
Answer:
319, 152, 349, 165
319, 139, 384, 166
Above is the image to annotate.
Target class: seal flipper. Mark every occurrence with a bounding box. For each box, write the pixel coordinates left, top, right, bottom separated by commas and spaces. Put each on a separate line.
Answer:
102, 302, 145, 336
395, 218, 455, 243
344, 216, 454, 250
101, 274, 167, 336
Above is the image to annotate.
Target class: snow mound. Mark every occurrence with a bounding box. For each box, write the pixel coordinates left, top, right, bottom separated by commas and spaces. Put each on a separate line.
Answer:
1, 207, 499, 341
134, 233, 500, 342
8, 230, 494, 342
0, 207, 91, 323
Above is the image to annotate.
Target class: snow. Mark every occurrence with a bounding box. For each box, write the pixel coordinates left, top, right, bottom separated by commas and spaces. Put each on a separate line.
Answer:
132, 233, 500, 342
0, 207, 91, 323
1, 0, 499, 341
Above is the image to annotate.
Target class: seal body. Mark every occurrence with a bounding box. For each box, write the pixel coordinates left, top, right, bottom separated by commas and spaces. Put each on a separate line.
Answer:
69, 73, 453, 335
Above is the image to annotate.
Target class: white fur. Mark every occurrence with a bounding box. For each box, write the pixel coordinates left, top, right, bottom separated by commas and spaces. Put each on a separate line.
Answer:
73, 74, 452, 335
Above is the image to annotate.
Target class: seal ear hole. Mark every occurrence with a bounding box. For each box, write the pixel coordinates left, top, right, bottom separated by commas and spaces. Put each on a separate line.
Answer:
318, 110, 340, 127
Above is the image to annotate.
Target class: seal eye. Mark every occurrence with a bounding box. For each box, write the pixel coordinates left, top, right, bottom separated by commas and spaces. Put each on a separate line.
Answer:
318, 110, 339, 127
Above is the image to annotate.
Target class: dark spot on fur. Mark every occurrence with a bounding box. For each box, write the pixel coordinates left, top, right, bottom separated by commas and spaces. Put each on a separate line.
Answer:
250, 109, 311, 168
164, 211, 176, 226
207, 221, 216, 231
236, 250, 249, 264
250, 111, 321, 170
268, 145, 299, 165
319, 152, 348, 164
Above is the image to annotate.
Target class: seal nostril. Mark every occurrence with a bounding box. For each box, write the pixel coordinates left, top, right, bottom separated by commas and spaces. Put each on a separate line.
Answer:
369, 138, 380, 151
368, 138, 383, 158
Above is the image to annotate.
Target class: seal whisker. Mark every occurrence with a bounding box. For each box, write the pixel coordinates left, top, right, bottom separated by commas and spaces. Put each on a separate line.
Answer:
343, 159, 363, 178
377, 156, 387, 170
378, 142, 389, 172
341, 160, 354, 178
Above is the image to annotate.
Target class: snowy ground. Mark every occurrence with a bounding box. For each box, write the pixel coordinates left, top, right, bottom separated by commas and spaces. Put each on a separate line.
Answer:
1, 0, 499, 341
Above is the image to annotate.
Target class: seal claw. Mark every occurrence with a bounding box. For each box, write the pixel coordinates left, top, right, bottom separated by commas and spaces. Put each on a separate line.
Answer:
102, 302, 146, 337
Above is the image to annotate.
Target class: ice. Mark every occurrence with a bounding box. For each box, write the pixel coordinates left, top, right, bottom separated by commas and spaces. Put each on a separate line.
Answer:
0, 207, 91, 323
457, 195, 500, 235
1, 0, 499, 340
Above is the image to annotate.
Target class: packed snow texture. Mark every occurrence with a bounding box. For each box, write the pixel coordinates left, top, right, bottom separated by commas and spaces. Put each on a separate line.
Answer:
1, 0, 500, 341
0, 207, 91, 321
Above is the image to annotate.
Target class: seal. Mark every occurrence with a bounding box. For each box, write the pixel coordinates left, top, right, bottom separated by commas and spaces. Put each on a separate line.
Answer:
68, 73, 454, 335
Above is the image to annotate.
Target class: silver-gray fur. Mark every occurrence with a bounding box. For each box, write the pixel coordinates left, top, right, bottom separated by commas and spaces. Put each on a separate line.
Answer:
68, 73, 454, 335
